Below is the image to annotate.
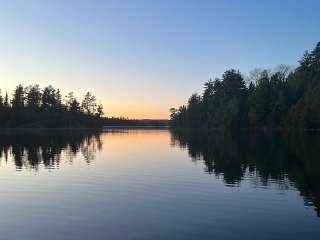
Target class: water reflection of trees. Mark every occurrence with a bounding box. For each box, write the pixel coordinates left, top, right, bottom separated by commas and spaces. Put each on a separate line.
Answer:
0, 130, 102, 170
171, 129, 320, 217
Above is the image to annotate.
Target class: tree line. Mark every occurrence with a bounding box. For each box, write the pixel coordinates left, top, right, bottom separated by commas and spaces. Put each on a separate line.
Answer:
170, 41, 320, 130
0, 85, 104, 127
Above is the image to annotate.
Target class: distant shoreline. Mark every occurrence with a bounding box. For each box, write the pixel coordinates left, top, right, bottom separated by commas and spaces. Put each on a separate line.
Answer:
0, 126, 169, 130
103, 125, 168, 128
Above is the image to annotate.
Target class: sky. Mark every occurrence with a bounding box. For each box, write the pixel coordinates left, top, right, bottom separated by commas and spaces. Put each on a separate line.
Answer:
0, 0, 319, 119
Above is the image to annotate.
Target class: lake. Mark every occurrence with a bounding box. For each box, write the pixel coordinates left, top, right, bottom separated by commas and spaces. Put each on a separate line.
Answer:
0, 128, 319, 239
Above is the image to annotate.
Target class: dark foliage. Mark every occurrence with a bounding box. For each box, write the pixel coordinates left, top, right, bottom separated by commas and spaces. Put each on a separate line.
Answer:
170, 41, 320, 130
0, 85, 104, 128
103, 118, 169, 127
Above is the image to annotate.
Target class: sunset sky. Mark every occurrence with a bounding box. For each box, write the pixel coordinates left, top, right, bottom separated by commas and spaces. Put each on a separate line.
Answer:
1, 0, 319, 119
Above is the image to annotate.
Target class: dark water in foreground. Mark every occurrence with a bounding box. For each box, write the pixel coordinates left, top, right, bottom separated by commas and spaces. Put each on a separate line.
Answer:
0, 129, 319, 239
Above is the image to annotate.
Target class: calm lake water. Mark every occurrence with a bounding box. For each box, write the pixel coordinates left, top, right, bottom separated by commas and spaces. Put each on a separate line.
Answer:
0, 129, 319, 239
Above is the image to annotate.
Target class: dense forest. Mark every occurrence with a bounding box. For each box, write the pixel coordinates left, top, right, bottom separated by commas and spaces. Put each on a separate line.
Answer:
0, 84, 169, 128
170, 41, 320, 130
0, 85, 104, 127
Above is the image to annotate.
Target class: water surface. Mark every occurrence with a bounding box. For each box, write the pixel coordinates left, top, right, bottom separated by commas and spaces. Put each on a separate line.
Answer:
0, 129, 319, 239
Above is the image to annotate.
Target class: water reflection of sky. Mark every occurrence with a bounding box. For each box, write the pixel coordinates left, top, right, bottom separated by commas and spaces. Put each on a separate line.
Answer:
0, 129, 319, 240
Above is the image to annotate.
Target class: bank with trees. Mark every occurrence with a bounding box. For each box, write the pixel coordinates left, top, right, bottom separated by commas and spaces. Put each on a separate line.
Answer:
170, 41, 320, 130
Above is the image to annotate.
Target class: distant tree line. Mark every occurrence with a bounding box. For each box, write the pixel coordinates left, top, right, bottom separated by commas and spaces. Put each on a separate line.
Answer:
0, 85, 104, 127
170, 41, 320, 130
103, 117, 169, 127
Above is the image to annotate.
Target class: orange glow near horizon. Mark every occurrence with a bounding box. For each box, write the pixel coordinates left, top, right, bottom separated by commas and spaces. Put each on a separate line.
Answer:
0, 83, 171, 120
103, 101, 170, 119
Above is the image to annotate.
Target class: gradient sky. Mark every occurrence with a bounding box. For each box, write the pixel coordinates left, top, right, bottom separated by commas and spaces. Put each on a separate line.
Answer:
0, 0, 319, 119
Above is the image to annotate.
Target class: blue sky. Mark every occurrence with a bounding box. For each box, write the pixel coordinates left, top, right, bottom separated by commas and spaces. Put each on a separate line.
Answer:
0, 0, 319, 118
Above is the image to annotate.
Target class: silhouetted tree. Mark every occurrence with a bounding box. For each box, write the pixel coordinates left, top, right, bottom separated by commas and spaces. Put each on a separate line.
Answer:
96, 104, 104, 117
170, 41, 320, 130
82, 92, 97, 115
66, 92, 81, 113
26, 85, 42, 111
4, 93, 9, 108
11, 84, 25, 109
0, 84, 105, 128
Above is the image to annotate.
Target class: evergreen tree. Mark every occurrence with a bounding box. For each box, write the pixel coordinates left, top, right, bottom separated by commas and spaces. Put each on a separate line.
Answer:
0, 85, 104, 128
170, 41, 320, 130
82, 92, 97, 116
